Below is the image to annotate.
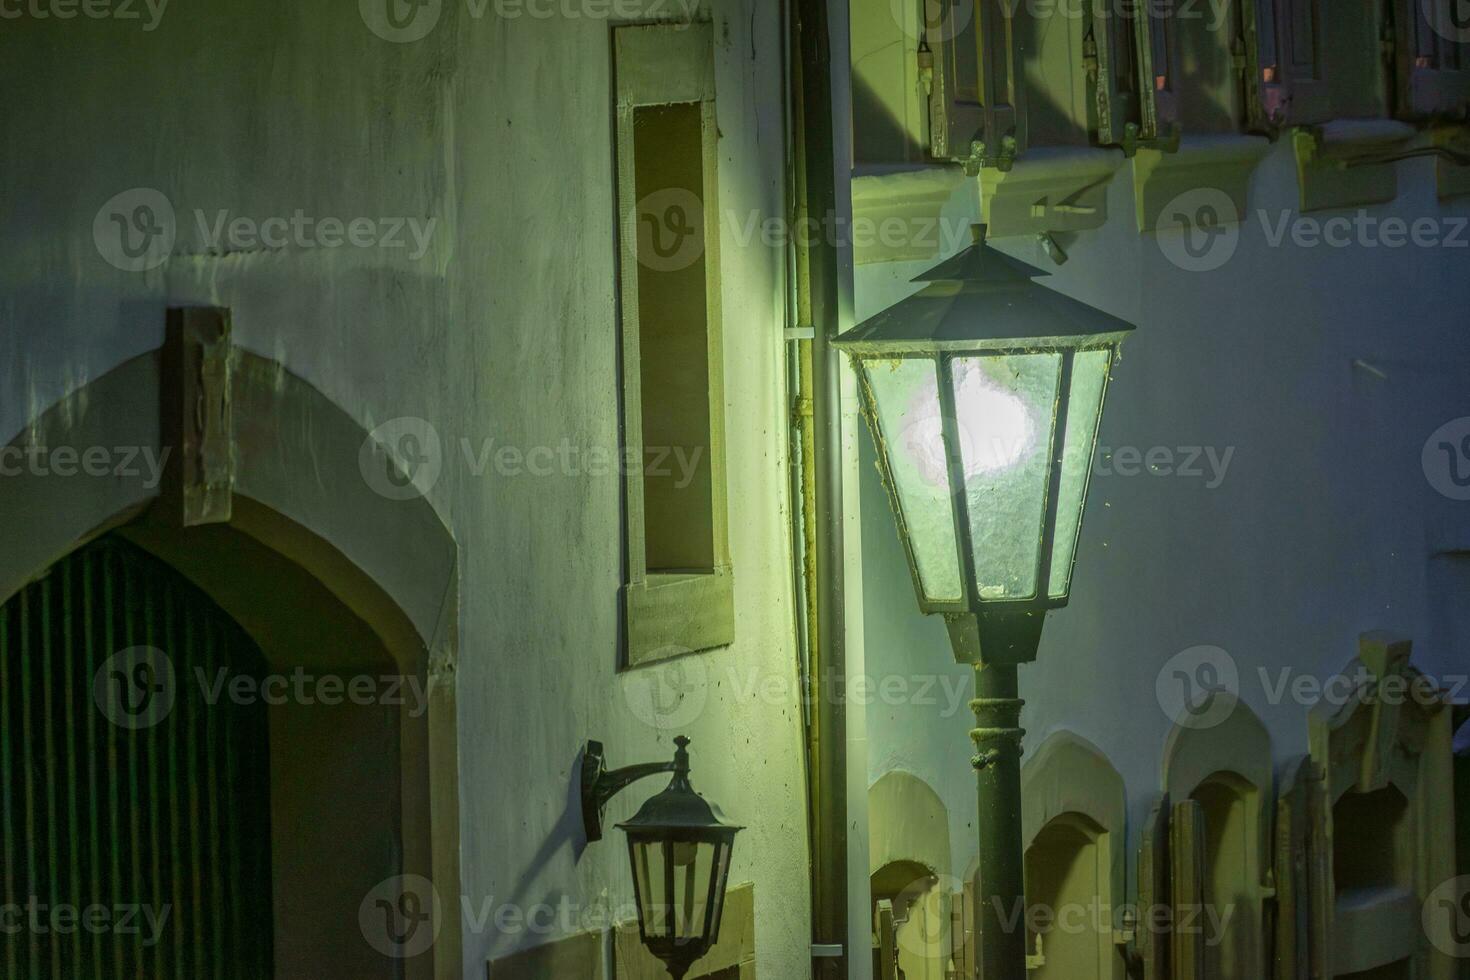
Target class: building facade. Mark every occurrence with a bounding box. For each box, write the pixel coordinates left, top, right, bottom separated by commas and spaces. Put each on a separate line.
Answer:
1, 0, 1468, 978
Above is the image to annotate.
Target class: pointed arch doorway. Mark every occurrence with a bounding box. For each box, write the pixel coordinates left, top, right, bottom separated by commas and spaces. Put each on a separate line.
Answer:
0, 311, 461, 980
2, 534, 276, 977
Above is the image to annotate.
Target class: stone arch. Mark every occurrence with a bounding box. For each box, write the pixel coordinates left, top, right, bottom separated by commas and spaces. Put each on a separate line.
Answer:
1161, 694, 1273, 980
869, 770, 953, 885
869, 770, 954, 979
0, 331, 460, 980
1021, 731, 1127, 980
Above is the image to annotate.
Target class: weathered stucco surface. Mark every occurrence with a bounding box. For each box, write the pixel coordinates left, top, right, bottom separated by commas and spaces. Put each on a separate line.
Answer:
1, 0, 811, 976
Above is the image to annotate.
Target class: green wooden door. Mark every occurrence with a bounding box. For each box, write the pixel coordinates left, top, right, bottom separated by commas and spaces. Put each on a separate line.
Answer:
0, 535, 274, 978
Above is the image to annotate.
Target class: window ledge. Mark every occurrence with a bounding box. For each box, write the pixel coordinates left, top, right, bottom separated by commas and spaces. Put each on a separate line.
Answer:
1292, 120, 1417, 212
1330, 885, 1417, 975
979, 146, 1127, 238
624, 566, 734, 667
1132, 134, 1272, 232
851, 167, 975, 266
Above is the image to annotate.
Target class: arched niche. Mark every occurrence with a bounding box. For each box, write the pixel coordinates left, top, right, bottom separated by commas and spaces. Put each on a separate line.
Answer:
869, 771, 953, 980
1161, 693, 1273, 980
1308, 632, 1457, 980
1020, 731, 1127, 980
0, 318, 460, 980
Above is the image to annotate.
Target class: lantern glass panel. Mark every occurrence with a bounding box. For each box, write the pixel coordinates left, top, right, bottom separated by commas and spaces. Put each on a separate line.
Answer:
950, 353, 1062, 599
630, 838, 726, 947
672, 840, 714, 941
630, 838, 667, 938
706, 839, 731, 939
863, 358, 964, 603
1047, 348, 1112, 598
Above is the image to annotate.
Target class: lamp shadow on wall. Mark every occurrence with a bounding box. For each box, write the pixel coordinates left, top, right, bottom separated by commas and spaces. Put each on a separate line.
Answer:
482, 744, 596, 961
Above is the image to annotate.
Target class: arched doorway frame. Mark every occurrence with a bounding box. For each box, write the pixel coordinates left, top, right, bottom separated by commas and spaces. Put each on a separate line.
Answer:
0, 326, 461, 980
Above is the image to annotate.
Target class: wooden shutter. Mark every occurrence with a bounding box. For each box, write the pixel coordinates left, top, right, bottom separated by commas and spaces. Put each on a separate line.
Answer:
1134, 0, 1180, 141
951, 879, 975, 980
1258, 0, 1333, 125
1137, 796, 1172, 980
928, 0, 1024, 168
1089, 0, 1143, 147
1273, 757, 1329, 980
876, 900, 899, 980
1393, 0, 1470, 118
1171, 799, 1207, 980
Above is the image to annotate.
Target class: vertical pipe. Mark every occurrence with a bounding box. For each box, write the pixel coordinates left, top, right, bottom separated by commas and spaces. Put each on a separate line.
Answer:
970, 663, 1028, 980
792, 0, 849, 970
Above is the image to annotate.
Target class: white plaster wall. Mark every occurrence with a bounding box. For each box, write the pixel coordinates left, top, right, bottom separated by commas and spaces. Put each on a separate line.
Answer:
854, 150, 1470, 879
0, 1, 812, 976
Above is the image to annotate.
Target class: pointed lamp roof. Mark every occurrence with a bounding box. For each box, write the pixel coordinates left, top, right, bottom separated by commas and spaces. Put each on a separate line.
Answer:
833, 225, 1135, 355
616, 737, 742, 842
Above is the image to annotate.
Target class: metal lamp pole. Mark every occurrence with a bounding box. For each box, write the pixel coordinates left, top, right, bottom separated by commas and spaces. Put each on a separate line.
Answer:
970, 661, 1028, 980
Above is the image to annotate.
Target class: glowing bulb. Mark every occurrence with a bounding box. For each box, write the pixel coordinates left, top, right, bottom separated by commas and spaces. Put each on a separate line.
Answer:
903, 360, 1035, 486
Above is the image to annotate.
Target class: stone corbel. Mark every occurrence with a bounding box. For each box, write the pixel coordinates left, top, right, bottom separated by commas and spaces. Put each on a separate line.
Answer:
1291, 120, 1418, 213
1132, 134, 1272, 232
160, 306, 234, 527
978, 147, 1125, 239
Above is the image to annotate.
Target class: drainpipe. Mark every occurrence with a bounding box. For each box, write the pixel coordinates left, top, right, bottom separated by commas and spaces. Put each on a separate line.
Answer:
789, 0, 848, 973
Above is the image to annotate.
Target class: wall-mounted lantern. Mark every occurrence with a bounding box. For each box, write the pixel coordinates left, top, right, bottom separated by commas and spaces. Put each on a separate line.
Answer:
582, 736, 742, 980
833, 225, 1135, 979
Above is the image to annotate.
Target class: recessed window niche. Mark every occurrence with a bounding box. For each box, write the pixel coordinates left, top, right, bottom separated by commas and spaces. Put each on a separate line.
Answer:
1024, 814, 1111, 978
1192, 774, 1261, 980
1332, 786, 1413, 899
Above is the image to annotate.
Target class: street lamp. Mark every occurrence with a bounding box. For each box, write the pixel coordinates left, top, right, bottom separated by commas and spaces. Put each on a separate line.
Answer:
581, 736, 742, 980
834, 225, 1134, 979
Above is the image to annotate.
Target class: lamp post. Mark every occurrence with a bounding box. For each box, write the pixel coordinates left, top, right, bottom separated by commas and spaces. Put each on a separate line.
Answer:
581, 736, 742, 980
833, 226, 1134, 980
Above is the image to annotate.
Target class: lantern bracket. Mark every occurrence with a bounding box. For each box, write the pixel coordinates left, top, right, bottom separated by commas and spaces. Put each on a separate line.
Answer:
580, 740, 678, 843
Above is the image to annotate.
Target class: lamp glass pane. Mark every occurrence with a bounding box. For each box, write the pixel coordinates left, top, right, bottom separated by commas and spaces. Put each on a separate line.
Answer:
950, 353, 1062, 600
672, 840, 715, 943
707, 840, 732, 940
631, 839, 671, 939
862, 359, 964, 603
1048, 348, 1112, 598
